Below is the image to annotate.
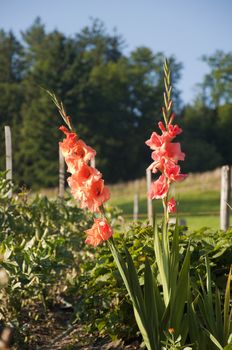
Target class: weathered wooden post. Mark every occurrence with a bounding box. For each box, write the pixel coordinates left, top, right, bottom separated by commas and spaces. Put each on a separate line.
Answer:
4, 126, 13, 198
220, 165, 231, 231
133, 180, 139, 222
146, 168, 153, 225
59, 147, 65, 199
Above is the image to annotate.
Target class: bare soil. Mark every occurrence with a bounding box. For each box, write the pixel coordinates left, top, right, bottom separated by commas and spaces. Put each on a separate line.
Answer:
5, 303, 140, 350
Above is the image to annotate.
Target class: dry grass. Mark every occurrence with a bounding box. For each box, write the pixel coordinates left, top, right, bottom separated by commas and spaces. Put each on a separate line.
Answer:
109, 168, 223, 201
107, 167, 232, 230
30, 168, 231, 230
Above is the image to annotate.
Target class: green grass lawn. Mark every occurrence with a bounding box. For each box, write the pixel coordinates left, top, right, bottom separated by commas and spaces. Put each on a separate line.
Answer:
109, 194, 222, 230
110, 191, 220, 216
40, 169, 230, 231
108, 170, 231, 231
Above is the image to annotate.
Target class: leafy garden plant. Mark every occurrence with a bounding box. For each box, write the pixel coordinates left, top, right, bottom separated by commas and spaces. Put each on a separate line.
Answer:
49, 60, 231, 350
0, 172, 93, 347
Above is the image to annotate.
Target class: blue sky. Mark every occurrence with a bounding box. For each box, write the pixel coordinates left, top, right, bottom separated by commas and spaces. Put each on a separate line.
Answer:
1, 0, 231, 104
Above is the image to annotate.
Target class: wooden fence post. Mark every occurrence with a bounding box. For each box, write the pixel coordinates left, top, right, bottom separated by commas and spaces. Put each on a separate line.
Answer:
133, 180, 139, 222
220, 165, 231, 231
59, 147, 65, 199
146, 169, 153, 225
4, 126, 13, 199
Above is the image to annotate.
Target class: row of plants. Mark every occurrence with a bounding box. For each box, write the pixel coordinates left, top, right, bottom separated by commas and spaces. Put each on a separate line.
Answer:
0, 172, 94, 347
66, 222, 232, 348
0, 171, 124, 348
0, 174, 231, 349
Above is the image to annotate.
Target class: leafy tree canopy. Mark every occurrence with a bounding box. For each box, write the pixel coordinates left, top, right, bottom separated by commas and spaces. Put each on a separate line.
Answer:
1, 19, 232, 188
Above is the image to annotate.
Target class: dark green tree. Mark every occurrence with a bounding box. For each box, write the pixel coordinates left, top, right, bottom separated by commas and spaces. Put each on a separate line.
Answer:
0, 18, 183, 187
185, 50, 232, 171
216, 103, 232, 165
199, 50, 232, 108
0, 30, 24, 172
15, 19, 76, 187
181, 104, 223, 172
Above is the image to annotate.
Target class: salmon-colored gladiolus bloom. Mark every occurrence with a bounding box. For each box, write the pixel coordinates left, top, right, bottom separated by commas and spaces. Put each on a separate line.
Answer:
73, 139, 96, 162
165, 143, 185, 163
67, 176, 86, 202
167, 124, 182, 138
158, 121, 182, 142
85, 218, 113, 247
145, 132, 164, 150
168, 197, 176, 213
150, 143, 185, 169
68, 162, 101, 187
59, 126, 96, 162
65, 155, 83, 174
59, 126, 78, 157
81, 178, 110, 212
149, 175, 169, 199
148, 152, 166, 173
164, 161, 187, 182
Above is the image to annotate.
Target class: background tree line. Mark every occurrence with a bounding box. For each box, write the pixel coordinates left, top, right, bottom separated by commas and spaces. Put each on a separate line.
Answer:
0, 18, 232, 188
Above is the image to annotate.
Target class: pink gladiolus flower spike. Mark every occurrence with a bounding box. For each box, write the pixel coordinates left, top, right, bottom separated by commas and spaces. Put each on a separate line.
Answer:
59, 124, 110, 215
145, 73, 187, 211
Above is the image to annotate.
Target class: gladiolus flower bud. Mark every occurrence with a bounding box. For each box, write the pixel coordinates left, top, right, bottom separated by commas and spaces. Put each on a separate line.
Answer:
168, 198, 176, 213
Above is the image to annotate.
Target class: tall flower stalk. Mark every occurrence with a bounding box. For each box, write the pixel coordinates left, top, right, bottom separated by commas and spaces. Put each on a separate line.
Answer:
47, 91, 113, 246
146, 59, 187, 224
50, 60, 191, 350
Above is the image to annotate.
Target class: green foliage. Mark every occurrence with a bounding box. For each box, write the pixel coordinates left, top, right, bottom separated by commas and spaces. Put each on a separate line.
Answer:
201, 50, 232, 108
181, 50, 232, 172
0, 171, 231, 348
0, 30, 24, 172
66, 220, 232, 347
0, 172, 92, 346
216, 104, 232, 165
188, 260, 232, 349
67, 224, 151, 341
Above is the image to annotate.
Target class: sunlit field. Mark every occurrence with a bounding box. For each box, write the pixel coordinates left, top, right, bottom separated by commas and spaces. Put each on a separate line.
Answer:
35, 168, 231, 231
109, 168, 231, 230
